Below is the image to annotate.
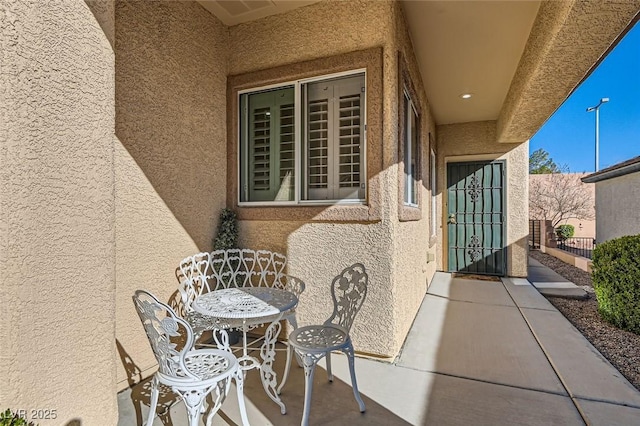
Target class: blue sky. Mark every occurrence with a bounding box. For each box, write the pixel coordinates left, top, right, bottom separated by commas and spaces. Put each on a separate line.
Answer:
530, 21, 640, 173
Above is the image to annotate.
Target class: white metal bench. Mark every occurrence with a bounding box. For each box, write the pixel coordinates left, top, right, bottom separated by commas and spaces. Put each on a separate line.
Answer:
177, 248, 305, 337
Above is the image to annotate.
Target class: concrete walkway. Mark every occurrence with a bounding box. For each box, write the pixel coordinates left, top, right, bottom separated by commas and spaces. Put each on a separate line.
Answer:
528, 257, 589, 299
119, 272, 640, 425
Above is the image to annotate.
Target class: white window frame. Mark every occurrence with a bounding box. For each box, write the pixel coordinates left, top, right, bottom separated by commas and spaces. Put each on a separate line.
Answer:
430, 148, 437, 237
403, 89, 419, 207
237, 69, 367, 207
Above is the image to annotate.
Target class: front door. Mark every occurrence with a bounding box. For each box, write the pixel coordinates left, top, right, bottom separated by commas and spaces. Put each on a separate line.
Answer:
447, 161, 506, 276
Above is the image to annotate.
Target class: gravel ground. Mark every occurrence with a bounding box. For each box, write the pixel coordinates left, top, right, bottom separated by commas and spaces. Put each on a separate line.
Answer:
529, 250, 640, 392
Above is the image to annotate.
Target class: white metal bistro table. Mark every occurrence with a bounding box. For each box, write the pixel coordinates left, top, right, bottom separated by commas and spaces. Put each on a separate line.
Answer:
192, 287, 298, 414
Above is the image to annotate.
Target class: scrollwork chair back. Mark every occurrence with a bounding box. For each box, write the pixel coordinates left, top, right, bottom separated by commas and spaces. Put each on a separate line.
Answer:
133, 290, 196, 379
326, 262, 368, 332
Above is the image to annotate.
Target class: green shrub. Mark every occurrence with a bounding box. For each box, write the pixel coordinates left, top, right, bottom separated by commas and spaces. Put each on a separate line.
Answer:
0, 410, 37, 426
555, 224, 575, 240
591, 235, 640, 335
213, 208, 239, 250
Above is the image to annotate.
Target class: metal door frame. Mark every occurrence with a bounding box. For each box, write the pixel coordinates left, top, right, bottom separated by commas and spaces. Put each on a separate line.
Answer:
444, 156, 507, 276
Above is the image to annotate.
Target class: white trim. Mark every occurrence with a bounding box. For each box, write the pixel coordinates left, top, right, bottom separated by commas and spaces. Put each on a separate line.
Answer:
294, 84, 302, 203
299, 199, 365, 206
430, 149, 437, 237
238, 80, 297, 96
403, 89, 418, 206
298, 68, 367, 85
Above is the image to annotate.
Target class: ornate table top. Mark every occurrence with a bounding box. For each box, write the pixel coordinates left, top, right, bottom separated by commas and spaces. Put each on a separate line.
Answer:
192, 287, 298, 320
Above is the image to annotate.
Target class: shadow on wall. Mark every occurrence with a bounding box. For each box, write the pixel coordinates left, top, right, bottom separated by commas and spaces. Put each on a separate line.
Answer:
114, 0, 228, 252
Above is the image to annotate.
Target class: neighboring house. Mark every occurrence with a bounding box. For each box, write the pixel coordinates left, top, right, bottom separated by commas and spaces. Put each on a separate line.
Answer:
529, 173, 596, 238
582, 156, 640, 243
3, 0, 639, 422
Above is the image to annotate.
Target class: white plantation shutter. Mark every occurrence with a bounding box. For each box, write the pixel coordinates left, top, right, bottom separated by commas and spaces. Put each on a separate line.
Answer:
305, 74, 365, 200
277, 102, 295, 200
336, 81, 363, 199
251, 106, 271, 192
306, 94, 330, 199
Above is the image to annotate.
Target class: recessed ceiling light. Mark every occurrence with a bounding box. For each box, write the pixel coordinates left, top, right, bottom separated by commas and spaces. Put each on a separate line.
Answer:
460, 93, 473, 99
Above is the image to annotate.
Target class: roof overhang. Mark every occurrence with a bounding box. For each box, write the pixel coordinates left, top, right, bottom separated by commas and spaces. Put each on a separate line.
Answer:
582, 156, 640, 183
200, 0, 640, 144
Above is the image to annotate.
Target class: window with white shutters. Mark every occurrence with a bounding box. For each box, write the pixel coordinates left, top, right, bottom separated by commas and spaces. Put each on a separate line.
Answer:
238, 71, 366, 205
240, 86, 295, 202
303, 74, 365, 201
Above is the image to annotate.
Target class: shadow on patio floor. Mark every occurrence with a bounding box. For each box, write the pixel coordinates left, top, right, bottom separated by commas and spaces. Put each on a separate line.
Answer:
241, 343, 410, 426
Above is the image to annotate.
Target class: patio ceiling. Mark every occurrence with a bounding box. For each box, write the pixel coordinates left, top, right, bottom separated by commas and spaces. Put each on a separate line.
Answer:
199, 0, 640, 143
401, 1, 540, 126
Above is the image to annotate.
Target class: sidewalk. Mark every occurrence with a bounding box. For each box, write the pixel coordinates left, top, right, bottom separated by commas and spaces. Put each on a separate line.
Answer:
528, 257, 589, 299
119, 271, 640, 425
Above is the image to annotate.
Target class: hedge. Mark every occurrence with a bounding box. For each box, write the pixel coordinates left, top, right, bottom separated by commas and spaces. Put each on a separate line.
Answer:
591, 235, 640, 335
555, 224, 575, 240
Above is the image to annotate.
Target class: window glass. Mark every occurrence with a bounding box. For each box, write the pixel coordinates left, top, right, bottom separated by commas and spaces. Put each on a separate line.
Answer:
239, 86, 295, 202
431, 148, 437, 236
404, 92, 419, 205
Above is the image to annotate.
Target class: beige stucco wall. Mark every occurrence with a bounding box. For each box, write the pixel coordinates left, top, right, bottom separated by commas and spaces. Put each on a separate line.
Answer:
391, 1, 439, 349
437, 121, 529, 277
114, 0, 229, 389
529, 173, 595, 238
228, 0, 438, 358
594, 173, 640, 243
1, 0, 117, 423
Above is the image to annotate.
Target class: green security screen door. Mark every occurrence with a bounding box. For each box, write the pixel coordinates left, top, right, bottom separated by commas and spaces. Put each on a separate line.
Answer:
447, 161, 506, 276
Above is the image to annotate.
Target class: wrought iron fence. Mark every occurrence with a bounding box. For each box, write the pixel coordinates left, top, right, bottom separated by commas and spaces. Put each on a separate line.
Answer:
529, 220, 541, 250
557, 237, 596, 259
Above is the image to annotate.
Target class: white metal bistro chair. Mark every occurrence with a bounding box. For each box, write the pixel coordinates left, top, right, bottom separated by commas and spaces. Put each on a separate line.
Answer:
132, 290, 250, 426
280, 263, 368, 426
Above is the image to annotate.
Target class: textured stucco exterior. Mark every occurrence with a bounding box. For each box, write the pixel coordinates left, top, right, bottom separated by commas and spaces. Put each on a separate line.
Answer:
114, 0, 229, 389
391, 1, 439, 352
593, 173, 640, 243
228, 0, 437, 358
1, 0, 117, 423
437, 122, 529, 277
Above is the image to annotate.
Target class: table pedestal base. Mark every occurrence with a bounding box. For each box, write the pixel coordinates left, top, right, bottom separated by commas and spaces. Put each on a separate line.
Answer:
238, 314, 287, 414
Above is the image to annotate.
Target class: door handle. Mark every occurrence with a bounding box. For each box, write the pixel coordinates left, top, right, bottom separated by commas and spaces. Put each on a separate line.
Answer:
448, 214, 456, 224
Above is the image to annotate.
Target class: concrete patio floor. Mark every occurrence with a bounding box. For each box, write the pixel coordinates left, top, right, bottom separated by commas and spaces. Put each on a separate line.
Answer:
118, 271, 640, 425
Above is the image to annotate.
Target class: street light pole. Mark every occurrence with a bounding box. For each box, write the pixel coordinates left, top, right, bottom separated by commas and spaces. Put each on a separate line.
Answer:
586, 97, 609, 172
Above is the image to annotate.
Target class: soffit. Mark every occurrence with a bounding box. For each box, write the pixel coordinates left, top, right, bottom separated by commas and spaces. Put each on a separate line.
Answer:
198, 0, 322, 26
401, 0, 540, 126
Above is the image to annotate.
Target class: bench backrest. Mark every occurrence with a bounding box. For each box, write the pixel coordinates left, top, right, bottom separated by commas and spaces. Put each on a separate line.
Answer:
178, 249, 303, 313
